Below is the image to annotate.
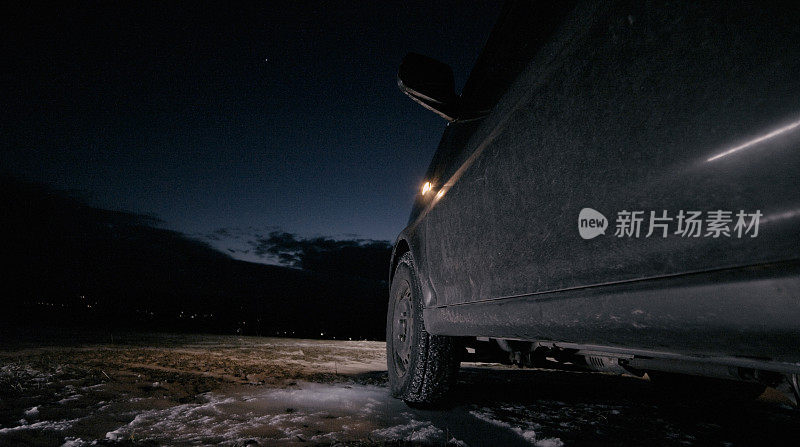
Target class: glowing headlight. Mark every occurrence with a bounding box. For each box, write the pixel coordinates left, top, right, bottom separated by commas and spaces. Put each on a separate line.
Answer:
421, 181, 432, 195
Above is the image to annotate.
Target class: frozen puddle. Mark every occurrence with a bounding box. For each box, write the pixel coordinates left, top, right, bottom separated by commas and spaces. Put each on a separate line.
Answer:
100, 382, 559, 446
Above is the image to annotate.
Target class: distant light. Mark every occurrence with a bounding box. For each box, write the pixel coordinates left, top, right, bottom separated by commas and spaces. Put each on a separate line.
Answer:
421, 181, 432, 195
707, 119, 800, 161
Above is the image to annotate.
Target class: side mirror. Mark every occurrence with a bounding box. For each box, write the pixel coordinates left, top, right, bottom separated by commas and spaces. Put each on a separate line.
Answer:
397, 53, 459, 122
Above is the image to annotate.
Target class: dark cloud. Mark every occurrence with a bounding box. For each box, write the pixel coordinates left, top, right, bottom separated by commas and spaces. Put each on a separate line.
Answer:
203, 226, 278, 245
250, 232, 392, 281
214, 228, 232, 238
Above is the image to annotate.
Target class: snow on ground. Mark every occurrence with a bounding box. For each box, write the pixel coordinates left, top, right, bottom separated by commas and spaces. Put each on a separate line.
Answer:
469, 408, 561, 446
1, 333, 799, 446
103, 382, 461, 445
3, 377, 565, 446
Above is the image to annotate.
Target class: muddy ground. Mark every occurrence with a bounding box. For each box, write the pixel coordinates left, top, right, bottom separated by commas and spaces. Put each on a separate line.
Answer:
1, 332, 798, 446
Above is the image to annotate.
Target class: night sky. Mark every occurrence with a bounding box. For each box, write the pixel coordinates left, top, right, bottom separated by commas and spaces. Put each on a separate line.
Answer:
1, 1, 499, 262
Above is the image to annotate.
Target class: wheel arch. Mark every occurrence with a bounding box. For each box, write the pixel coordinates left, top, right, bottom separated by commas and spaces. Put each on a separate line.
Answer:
390, 228, 438, 308
390, 237, 411, 283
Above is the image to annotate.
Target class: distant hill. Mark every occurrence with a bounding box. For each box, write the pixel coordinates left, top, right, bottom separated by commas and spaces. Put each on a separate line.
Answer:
0, 176, 389, 340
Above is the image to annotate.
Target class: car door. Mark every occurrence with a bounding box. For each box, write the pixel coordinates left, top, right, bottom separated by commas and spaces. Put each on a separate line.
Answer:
423, 1, 800, 306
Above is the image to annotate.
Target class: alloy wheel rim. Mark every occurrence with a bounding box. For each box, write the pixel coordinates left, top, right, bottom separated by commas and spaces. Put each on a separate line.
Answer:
392, 286, 413, 377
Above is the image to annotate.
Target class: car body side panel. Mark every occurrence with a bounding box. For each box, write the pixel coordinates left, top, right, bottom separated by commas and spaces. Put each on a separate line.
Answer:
423, 260, 800, 364
422, 0, 800, 305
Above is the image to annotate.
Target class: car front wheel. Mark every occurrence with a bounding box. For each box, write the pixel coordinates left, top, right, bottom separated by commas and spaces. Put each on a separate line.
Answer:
386, 252, 460, 407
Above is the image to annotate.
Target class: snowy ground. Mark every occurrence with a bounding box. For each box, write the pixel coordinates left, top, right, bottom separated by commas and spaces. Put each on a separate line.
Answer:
1, 333, 798, 446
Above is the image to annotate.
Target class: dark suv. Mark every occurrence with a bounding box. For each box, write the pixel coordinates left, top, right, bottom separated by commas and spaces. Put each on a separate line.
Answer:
387, 0, 800, 406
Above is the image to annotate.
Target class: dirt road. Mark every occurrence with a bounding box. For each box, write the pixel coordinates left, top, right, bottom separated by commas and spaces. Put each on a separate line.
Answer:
1, 333, 798, 446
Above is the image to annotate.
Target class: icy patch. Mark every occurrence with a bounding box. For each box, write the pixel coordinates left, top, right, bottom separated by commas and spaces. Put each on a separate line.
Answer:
535, 438, 565, 447
57, 395, 81, 404
371, 418, 445, 443
103, 382, 457, 445
24, 406, 39, 417
61, 438, 88, 447
0, 418, 82, 434
105, 395, 238, 441
470, 409, 563, 446
262, 383, 386, 412
470, 409, 538, 442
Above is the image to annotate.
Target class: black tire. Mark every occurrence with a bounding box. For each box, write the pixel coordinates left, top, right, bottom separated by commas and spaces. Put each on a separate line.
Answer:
386, 252, 460, 407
